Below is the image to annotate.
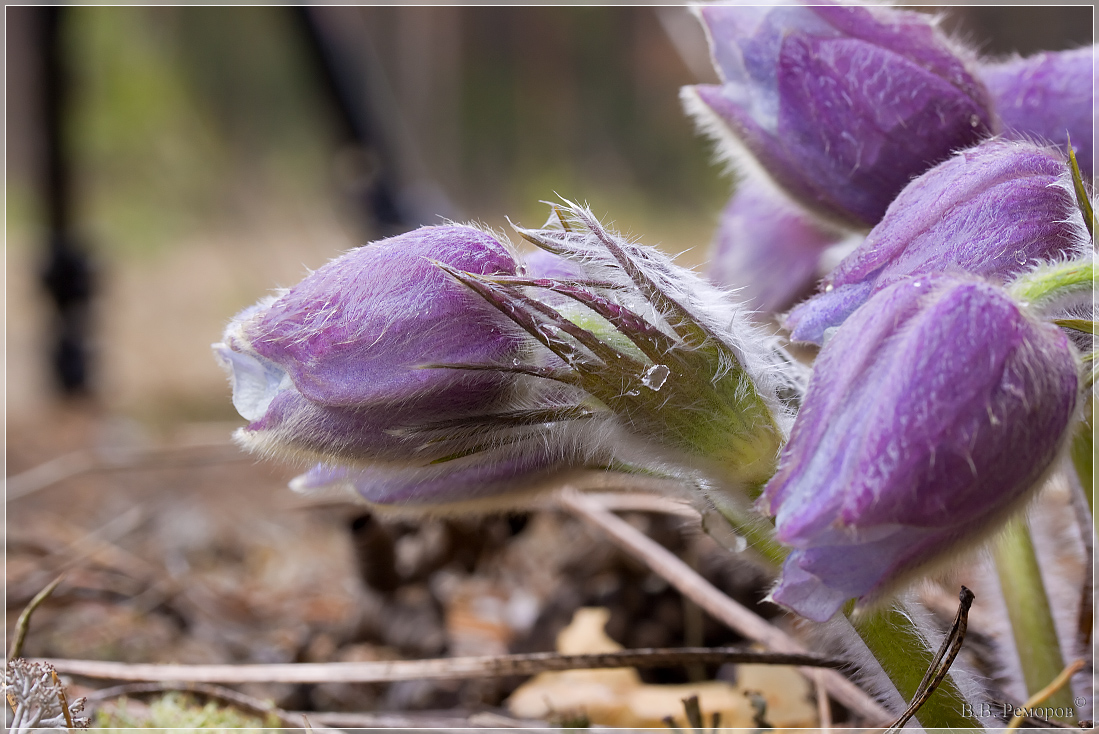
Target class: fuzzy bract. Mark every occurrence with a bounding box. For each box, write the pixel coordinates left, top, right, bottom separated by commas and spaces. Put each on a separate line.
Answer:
761, 274, 1080, 622
495, 202, 801, 491
213, 224, 526, 467
683, 2, 994, 229
786, 139, 1092, 344
981, 45, 1096, 178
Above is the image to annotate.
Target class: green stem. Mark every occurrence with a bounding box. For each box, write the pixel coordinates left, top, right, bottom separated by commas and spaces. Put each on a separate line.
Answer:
1008, 259, 1094, 314
1070, 394, 1095, 521
852, 606, 979, 728
702, 486, 788, 568
993, 515, 1074, 717
705, 488, 982, 727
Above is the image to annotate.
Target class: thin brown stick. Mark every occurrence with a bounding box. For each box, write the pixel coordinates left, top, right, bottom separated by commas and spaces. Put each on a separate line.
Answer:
557, 488, 891, 725
41, 646, 845, 685
6, 441, 246, 501
84, 680, 308, 729
291, 710, 530, 729
49, 668, 75, 730
816, 672, 833, 733
885, 586, 975, 733
8, 574, 65, 661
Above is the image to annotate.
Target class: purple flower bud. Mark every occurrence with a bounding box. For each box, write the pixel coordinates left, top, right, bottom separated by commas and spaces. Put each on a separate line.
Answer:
708, 180, 848, 314
786, 139, 1091, 344
981, 46, 1095, 178
762, 274, 1080, 622
214, 225, 524, 465
683, 3, 994, 228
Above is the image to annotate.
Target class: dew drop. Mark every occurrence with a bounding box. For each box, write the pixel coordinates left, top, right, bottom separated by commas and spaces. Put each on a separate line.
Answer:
1014, 250, 1027, 265
625, 388, 641, 397
641, 363, 671, 391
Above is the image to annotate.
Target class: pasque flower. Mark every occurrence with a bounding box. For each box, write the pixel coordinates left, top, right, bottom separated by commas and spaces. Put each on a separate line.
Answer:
437, 201, 800, 492
708, 178, 848, 314
786, 139, 1092, 344
683, 2, 994, 228
981, 45, 1095, 178
213, 224, 528, 467
761, 274, 1080, 622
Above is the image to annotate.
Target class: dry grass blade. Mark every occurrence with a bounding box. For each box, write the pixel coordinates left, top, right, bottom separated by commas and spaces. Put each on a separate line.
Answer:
41, 646, 846, 686
884, 586, 975, 733
556, 487, 892, 725
6, 441, 245, 501
1004, 660, 1086, 733
8, 574, 65, 661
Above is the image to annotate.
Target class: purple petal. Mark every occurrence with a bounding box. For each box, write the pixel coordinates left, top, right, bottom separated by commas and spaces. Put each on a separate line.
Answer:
246, 225, 520, 408
708, 182, 846, 314
763, 274, 1079, 620
291, 449, 572, 508
788, 139, 1089, 343
981, 46, 1095, 177
689, 4, 993, 227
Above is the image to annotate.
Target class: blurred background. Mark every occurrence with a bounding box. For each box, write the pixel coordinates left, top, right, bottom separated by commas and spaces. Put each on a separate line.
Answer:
6, 5, 1093, 426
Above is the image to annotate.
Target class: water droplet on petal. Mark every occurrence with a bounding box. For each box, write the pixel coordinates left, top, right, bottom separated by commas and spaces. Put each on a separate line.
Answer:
536, 324, 561, 338
641, 363, 670, 391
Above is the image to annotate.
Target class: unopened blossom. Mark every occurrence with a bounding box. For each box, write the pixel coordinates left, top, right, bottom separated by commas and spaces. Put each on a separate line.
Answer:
708, 179, 848, 314
683, 2, 994, 228
447, 202, 800, 492
786, 139, 1091, 344
762, 274, 1080, 622
981, 45, 1095, 177
214, 225, 526, 467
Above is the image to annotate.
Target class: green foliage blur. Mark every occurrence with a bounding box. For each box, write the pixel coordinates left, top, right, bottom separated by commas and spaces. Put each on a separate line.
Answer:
66, 7, 335, 256
30, 7, 725, 259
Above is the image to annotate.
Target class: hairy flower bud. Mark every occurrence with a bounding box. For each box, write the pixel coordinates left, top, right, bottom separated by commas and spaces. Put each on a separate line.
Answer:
214, 225, 525, 466
981, 45, 1095, 177
683, 2, 994, 228
708, 179, 848, 314
786, 139, 1092, 344
438, 201, 801, 492
762, 274, 1080, 622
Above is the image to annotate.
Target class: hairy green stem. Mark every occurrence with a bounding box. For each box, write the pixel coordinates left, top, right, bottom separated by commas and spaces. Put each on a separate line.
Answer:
704, 491, 981, 727
993, 516, 1074, 717
853, 606, 979, 728
1008, 259, 1094, 314
1070, 394, 1095, 520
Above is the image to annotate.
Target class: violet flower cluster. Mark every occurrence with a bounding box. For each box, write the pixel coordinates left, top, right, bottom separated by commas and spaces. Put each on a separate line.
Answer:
216, 1, 1094, 637
687, 3, 1095, 315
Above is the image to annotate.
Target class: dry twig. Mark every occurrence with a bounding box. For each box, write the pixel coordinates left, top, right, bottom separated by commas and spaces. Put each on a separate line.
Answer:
41, 646, 845, 685
6, 441, 246, 501
8, 575, 65, 661
557, 487, 891, 725
884, 586, 974, 733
